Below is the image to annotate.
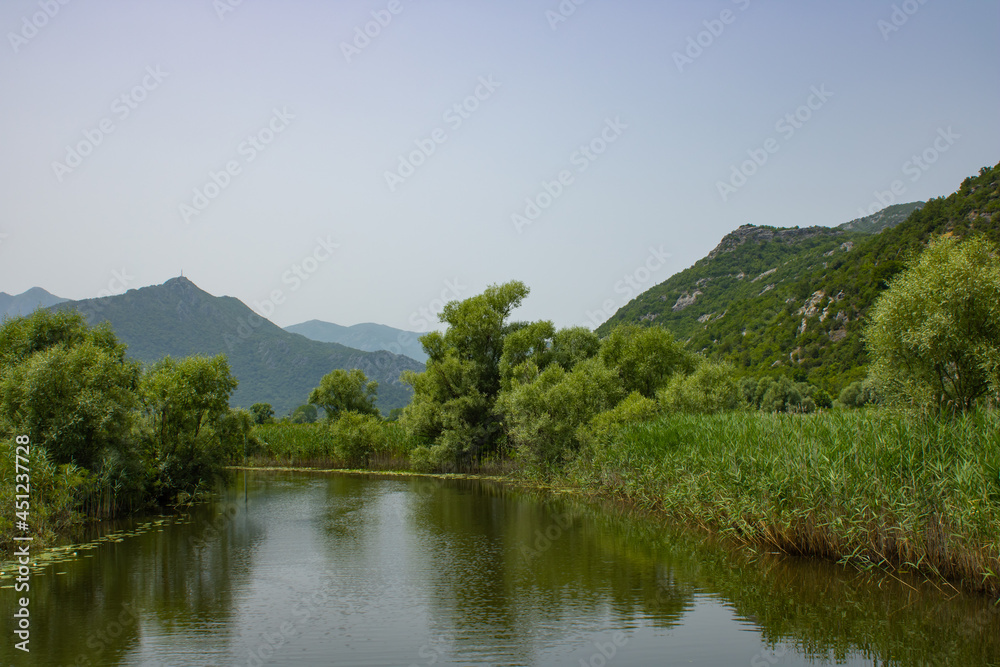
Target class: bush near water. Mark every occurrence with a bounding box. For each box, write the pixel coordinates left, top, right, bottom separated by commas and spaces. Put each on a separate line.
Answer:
3, 164, 999, 596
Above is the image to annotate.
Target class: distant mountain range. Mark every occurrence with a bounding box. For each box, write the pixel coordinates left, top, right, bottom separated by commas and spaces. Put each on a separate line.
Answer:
600, 161, 999, 391
47, 277, 423, 416
285, 320, 428, 363
9, 162, 996, 407
0, 287, 67, 318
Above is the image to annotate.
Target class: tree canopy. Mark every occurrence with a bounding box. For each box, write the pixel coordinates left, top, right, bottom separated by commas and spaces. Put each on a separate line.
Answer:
308, 368, 379, 420
865, 235, 1000, 412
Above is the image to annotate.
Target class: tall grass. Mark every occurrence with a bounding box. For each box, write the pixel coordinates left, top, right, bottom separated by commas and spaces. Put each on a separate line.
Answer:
250, 420, 418, 469
251, 423, 331, 466
0, 442, 92, 552
569, 408, 1000, 595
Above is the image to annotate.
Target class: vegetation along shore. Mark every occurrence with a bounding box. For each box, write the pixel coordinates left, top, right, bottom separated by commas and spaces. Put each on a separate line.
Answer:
2, 162, 998, 598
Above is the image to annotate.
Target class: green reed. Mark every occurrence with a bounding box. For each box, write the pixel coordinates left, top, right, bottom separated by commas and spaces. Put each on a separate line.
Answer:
569, 408, 1000, 595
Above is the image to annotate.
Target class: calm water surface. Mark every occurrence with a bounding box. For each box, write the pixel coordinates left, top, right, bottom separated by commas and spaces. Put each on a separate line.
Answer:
1, 471, 997, 666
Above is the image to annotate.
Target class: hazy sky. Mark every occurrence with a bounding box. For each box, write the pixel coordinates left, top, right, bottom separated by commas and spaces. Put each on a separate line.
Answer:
1, 0, 997, 332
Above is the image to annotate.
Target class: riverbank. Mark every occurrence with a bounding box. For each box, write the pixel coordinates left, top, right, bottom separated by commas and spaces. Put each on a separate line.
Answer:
244, 408, 1000, 598
565, 409, 1000, 598
8, 408, 997, 597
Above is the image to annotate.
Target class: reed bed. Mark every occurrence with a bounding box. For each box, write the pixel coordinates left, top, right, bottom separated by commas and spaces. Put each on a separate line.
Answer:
250, 421, 416, 470
570, 408, 1000, 595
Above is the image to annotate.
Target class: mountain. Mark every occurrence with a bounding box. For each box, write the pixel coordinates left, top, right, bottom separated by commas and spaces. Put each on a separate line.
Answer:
599, 161, 1000, 392
51, 277, 423, 416
285, 320, 429, 363
1, 287, 68, 318
836, 201, 924, 234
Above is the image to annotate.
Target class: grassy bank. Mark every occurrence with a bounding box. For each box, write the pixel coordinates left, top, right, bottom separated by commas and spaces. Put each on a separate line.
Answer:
565, 409, 1000, 596
238, 409, 1000, 597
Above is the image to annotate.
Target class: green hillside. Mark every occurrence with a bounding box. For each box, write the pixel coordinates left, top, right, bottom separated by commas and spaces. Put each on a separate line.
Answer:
52, 277, 423, 415
285, 320, 428, 363
836, 201, 924, 234
599, 162, 1000, 392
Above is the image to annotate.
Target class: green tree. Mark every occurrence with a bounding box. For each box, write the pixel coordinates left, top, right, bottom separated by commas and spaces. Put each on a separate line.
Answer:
402, 281, 530, 464
838, 379, 878, 408
498, 320, 555, 389
599, 324, 692, 398
290, 403, 318, 424
249, 402, 275, 424
550, 326, 601, 370
657, 361, 741, 414
0, 308, 107, 369
309, 368, 379, 420
138, 355, 239, 497
0, 310, 140, 469
865, 235, 1000, 411
741, 375, 816, 413
499, 323, 601, 389
495, 357, 624, 464
330, 411, 385, 467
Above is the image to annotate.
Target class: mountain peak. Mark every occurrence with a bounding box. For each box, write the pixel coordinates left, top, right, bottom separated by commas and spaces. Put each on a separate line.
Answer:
50, 280, 423, 415
707, 224, 836, 260
162, 275, 199, 289
1, 287, 68, 318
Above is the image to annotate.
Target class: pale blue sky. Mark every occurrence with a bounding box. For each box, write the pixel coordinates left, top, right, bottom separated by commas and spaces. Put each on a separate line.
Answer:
1, 0, 997, 331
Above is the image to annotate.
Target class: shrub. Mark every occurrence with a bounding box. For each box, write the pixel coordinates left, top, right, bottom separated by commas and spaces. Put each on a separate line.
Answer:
657, 361, 741, 414
838, 380, 878, 408
741, 376, 817, 414
330, 411, 385, 467
578, 391, 660, 450
599, 324, 692, 398
496, 357, 624, 464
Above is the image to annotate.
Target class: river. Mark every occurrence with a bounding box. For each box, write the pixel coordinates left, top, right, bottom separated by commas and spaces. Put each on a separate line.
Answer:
1, 470, 997, 666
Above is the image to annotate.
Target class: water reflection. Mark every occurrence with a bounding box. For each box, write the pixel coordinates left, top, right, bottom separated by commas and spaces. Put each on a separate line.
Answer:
0, 471, 996, 666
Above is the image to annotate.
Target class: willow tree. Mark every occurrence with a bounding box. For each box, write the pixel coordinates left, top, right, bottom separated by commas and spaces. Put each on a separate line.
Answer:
401, 280, 530, 466
309, 368, 379, 420
864, 235, 1000, 412
0, 310, 140, 469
